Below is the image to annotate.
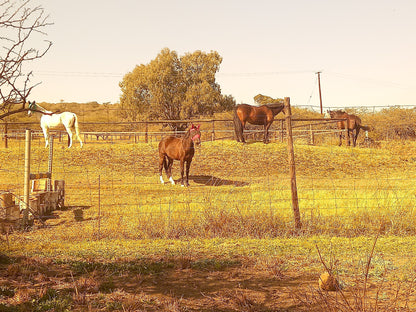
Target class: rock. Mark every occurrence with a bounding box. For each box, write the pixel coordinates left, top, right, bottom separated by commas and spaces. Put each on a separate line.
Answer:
318, 272, 340, 291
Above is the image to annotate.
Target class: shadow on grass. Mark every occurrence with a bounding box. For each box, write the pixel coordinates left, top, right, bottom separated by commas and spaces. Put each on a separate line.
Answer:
190, 175, 249, 187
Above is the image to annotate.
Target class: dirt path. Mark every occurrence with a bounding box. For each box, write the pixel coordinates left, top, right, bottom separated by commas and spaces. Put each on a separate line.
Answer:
0, 256, 322, 311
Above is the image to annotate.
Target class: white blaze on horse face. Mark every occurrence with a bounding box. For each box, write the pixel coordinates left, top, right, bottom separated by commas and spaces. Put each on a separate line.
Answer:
169, 177, 175, 185
159, 176, 165, 184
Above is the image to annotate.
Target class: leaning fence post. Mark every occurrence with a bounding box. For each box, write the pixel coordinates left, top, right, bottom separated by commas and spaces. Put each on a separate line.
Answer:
23, 129, 31, 227
284, 97, 301, 230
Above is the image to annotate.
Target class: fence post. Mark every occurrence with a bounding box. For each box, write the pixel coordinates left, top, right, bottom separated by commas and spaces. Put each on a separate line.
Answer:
47, 135, 53, 191
211, 120, 215, 141
145, 122, 148, 143
309, 124, 314, 145
284, 97, 301, 230
4, 122, 8, 148
23, 129, 31, 227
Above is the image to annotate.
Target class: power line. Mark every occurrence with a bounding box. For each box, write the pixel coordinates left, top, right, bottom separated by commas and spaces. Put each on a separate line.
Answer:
327, 71, 414, 89
217, 70, 316, 77
34, 70, 317, 78
35, 71, 123, 78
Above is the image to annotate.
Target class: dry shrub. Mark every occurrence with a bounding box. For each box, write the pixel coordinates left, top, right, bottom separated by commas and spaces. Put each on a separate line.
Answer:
254, 256, 287, 280
205, 289, 258, 312
75, 276, 100, 293
292, 232, 416, 311
362, 107, 416, 141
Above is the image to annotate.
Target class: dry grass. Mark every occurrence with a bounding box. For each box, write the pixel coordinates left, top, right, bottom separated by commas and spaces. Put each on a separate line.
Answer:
1, 138, 416, 310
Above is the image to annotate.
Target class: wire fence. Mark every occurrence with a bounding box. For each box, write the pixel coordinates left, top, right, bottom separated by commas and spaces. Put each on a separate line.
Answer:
0, 117, 414, 238
0, 118, 344, 146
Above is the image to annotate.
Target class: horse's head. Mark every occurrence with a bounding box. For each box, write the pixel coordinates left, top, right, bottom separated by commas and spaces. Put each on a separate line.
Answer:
189, 124, 201, 146
324, 110, 333, 119
27, 101, 36, 116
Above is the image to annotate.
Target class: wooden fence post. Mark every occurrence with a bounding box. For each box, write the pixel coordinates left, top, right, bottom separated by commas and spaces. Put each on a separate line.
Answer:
4, 122, 8, 148
309, 124, 314, 145
23, 129, 31, 227
47, 135, 53, 191
145, 122, 148, 143
284, 97, 301, 230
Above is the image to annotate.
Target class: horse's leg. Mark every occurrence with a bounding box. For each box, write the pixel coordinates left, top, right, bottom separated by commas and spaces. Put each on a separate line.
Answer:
338, 130, 342, 146
65, 126, 73, 148
159, 155, 165, 184
72, 128, 82, 148
347, 129, 351, 146
184, 159, 192, 187
179, 159, 185, 187
264, 122, 272, 143
42, 127, 49, 148
241, 121, 246, 143
354, 127, 360, 147
73, 115, 83, 147
167, 158, 175, 184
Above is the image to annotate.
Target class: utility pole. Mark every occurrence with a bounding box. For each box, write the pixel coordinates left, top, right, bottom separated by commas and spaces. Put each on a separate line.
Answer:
316, 71, 323, 114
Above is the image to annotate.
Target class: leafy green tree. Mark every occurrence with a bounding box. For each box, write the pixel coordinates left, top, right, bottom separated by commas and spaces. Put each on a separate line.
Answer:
119, 48, 235, 129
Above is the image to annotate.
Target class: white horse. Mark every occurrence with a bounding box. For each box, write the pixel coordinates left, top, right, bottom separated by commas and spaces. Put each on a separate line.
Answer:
28, 101, 83, 148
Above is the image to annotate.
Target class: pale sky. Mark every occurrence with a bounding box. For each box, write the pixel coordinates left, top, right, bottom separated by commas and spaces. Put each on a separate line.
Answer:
28, 0, 416, 109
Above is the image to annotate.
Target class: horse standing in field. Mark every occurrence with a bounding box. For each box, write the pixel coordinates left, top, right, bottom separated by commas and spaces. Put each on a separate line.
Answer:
28, 101, 83, 148
158, 124, 201, 187
324, 110, 370, 147
233, 103, 285, 143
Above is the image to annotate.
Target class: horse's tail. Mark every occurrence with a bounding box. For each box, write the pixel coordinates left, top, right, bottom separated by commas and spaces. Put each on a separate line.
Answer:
233, 107, 243, 142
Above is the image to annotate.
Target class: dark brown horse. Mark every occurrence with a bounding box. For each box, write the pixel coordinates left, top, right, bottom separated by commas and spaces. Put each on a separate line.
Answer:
233, 103, 285, 143
325, 110, 370, 147
159, 124, 201, 187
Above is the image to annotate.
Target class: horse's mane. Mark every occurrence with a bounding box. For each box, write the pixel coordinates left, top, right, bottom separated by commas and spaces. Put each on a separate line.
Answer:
183, 129, 191, 139
30, 102, 53, 115
264, 102, 284, 109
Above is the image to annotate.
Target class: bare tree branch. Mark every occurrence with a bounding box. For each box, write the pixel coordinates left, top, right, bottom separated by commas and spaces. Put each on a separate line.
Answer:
0, 0, 52, 118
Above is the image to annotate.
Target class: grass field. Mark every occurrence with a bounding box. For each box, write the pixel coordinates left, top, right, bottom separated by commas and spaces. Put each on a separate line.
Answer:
1, 138, 416, 311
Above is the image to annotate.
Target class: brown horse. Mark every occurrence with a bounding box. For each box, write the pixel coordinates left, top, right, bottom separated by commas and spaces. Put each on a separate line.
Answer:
325, 110, 370, 147
159, 124, 201, 187
233, 103, 285, 143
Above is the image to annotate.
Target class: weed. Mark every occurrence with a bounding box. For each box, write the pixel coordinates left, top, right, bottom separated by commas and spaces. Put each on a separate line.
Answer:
0, 286, 15, 298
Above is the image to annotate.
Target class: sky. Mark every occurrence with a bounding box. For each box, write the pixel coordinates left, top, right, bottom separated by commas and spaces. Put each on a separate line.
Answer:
27, 0, 416, 109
